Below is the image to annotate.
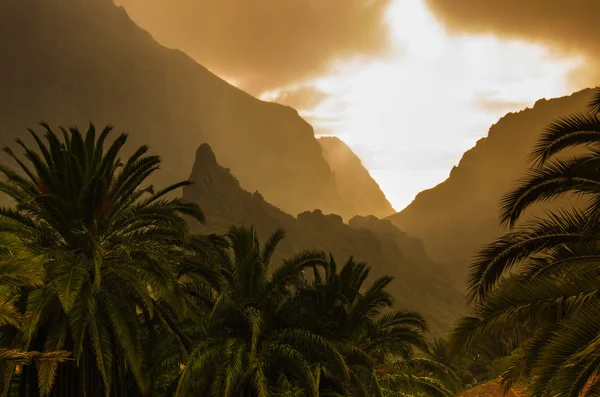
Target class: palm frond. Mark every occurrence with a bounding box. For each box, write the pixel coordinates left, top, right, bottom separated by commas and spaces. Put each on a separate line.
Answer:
587, 88, 600, 114
529, 112, 600, 166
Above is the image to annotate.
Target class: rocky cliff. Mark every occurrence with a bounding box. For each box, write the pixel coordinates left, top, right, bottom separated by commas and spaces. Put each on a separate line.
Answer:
319, 136, 395, 219
184, 143, 465, 334
0, 0, 389, 219
388, 88, 597, 284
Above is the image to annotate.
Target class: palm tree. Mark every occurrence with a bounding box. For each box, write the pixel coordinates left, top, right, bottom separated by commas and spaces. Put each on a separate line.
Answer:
285, 255, 456, 396
0, 234, 44, 346
427, 338, 474, 387
175, 226, 332, 396
452, 88, 600, 396
0, 123, 204, 396
0, 234, 69, 369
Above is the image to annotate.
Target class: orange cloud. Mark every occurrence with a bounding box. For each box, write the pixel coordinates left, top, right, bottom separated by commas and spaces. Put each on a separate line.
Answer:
423, 0, 600, 87
115, 0, 392, 93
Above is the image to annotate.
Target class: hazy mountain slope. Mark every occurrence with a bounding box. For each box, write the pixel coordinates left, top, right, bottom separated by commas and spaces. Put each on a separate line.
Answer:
0, 0, 388, 219
319, 136, 395, 218
388, 88, 596, 284
184, 143, 465, 334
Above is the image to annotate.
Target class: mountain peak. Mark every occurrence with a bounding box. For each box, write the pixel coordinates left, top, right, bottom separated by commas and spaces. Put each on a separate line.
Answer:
195, 143, 218, 166
183, 143, 464, 333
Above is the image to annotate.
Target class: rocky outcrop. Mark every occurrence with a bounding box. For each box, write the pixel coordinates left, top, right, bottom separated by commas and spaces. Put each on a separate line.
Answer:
184, 144, 465, 334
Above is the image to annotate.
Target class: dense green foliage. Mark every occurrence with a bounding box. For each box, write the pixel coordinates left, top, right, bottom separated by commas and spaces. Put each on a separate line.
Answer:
452, 88, 600, 396
0, 124, 455, 396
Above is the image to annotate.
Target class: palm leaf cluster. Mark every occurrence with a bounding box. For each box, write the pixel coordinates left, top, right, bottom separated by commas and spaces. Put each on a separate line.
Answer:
451, 88, 600, 396
0, 123, 454, 396
0, 123, 205, 396
176, 230, 456, 397
281, 255, 457, 397
0, 234, 70, 365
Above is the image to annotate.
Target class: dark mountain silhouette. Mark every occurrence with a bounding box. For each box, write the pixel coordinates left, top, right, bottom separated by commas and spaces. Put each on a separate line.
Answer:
0, 0, 389, 220
319, 136, 395, 219
184, 143, 465, 334
388, 88, 597, 284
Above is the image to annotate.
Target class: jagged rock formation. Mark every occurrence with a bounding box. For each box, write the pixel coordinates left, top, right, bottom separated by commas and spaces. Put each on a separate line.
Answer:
0, 0, 386, 219
319, 136, 395, 219
388, 88, 597, 284
184, 143, 465, 334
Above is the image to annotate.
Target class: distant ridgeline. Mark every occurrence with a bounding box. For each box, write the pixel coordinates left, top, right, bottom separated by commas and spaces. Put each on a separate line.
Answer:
183, 144, 465, 334
0, 0, 457, 330
0, 0, 393, 221
388, 88, 597, 285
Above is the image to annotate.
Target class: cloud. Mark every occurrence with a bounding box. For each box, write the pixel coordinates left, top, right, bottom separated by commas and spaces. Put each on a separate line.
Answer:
114, 0, 392, 93
423, 0, 600, 87
262, 85, 329, 111
476, 98, 530, 114
473, 92, 531, 114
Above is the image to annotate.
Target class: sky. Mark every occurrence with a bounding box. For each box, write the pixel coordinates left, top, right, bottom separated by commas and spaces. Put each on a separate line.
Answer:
116, 0, 598, 211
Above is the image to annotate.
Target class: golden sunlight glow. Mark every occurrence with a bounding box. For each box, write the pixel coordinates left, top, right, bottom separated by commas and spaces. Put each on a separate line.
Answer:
263, 0, 584, 211
221, 76, 241, 88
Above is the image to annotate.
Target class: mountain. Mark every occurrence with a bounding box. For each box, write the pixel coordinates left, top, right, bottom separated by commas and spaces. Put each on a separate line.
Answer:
319, 136, 395, 219
0, 0, 388, 220
388, 88, 597, 284
184, 143, 465, 334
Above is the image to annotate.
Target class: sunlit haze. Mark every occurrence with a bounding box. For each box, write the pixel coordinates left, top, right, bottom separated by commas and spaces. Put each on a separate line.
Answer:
261, 0, 584, 211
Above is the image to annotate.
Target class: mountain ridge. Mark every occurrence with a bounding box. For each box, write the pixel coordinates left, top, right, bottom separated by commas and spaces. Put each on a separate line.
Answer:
388, 88, 597, 283
0, 0, 390, 220
184, 143, 465, 334
318, 136, 396, 219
